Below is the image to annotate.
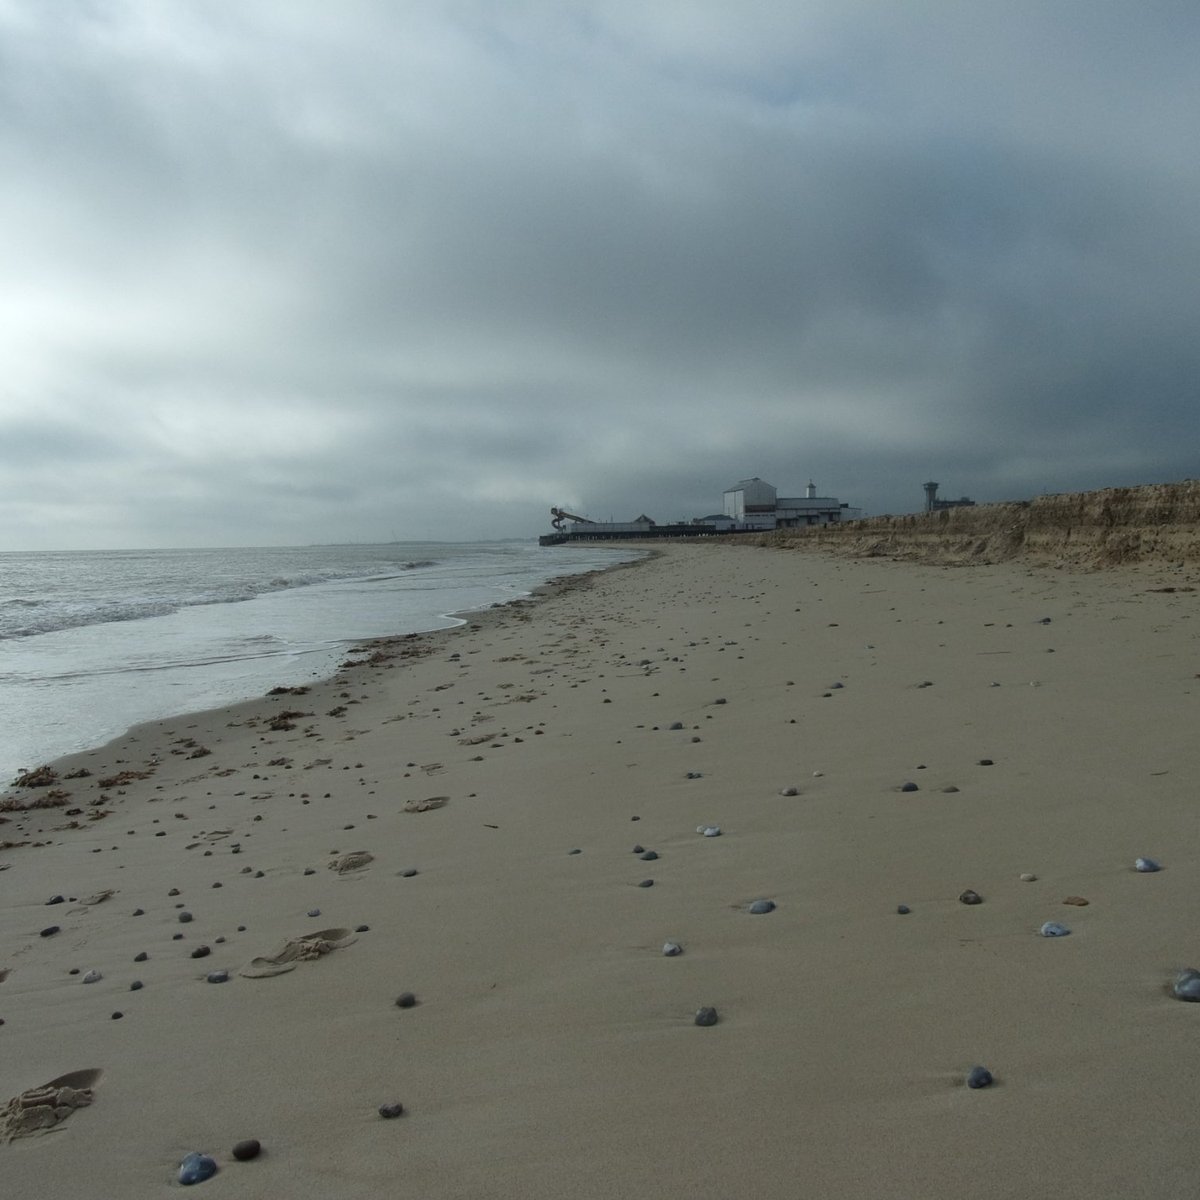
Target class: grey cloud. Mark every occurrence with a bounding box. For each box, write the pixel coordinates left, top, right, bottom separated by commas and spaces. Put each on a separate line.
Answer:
0, 1, 1196, 548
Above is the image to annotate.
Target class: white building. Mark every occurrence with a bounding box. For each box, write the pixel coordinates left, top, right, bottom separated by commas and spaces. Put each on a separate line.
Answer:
722, 478, 861, 528
723, 478, 782, 528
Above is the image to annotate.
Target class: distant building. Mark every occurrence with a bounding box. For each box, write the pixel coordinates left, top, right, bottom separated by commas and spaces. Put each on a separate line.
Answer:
923, 481, 976, 512
542, 475, 861, 544
723, 478, 861, 528
694, 514, 738, 531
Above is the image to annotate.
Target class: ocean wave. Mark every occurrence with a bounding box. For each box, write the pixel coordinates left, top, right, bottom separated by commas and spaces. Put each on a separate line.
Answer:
0, 568, 387, 641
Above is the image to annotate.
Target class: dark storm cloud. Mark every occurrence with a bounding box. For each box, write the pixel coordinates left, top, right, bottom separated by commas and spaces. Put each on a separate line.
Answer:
1, 0, 1197, 547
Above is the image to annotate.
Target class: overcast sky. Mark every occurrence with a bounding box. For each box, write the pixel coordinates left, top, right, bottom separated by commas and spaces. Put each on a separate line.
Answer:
2, 1, 1197, 549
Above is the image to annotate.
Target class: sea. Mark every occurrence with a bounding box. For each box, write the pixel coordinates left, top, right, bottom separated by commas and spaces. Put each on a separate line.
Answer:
0, 541, 642, 784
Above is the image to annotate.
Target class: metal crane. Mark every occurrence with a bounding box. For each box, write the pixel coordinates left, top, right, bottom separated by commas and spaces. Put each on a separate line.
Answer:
550, 506, 596, 531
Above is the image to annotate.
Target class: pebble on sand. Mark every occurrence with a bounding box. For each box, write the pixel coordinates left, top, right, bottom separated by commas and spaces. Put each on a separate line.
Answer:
1039, 922, 1071, 937
82, 969, 102, 984
1019, 873, 1037, 882
1063, 896, 1089, 906
896, 905, 911, 915
899, 782, 919, 792
40, 926, 60, 938
232, 1139, 261, 1161
190, 946, 212, 959
694, 1006, 719, 1026
663, 941, 683, 957
206, 970, 230, 983
966, 1066, 994, 1089
958, 890, 983, 905
1135, 857, 1162, 873
395, 992, 417, 1008
748, 899, 776, 914
780, 786, 799, 796
637, 879, 655, 888
179, 1151, 218, 1185
1173, 969, 1200, 1002
378, 1103, 405, 1119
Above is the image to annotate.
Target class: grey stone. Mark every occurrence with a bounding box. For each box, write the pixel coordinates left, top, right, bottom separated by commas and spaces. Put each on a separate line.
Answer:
179, 1151, 218, 1185
1173, 969, 1200, 1001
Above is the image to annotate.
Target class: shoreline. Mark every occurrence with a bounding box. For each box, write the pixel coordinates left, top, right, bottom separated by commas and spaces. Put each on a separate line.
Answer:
3, 553, 652, 800
3, 541, 1199, 1197
3, 548, 649, 788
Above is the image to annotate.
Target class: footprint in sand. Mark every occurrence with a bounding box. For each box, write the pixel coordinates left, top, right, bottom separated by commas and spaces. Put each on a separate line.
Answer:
404, 796, 448, 813
2, 1069, 102, 1141
238, 928, 357, 978
328, 851, 373, 874
67, 890, 115, 914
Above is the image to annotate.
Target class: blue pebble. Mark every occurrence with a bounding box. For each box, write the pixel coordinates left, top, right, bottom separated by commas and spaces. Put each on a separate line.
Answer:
748, 899, 776, 914
1039, 922, 1070, 937
966, 1066, 993, 1089
206, 970, 230, 984
1135, 857, 1161, 873
179, 1152, 218, 1185
1173, 969, 1200, 1001
896, 905, 911, 915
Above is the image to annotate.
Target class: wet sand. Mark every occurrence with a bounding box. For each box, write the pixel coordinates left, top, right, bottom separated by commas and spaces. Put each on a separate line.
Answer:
2, 542, 1199, 1197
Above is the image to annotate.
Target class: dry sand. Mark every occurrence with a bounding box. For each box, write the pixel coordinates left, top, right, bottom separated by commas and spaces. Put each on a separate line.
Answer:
2, 542, 1199, 1197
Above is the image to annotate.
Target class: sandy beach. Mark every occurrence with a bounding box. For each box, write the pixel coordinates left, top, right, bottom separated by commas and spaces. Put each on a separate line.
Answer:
3, 540, 1199, 1198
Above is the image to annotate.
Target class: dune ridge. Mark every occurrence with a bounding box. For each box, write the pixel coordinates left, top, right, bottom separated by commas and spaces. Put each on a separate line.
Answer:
761, 478, 1200, 568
